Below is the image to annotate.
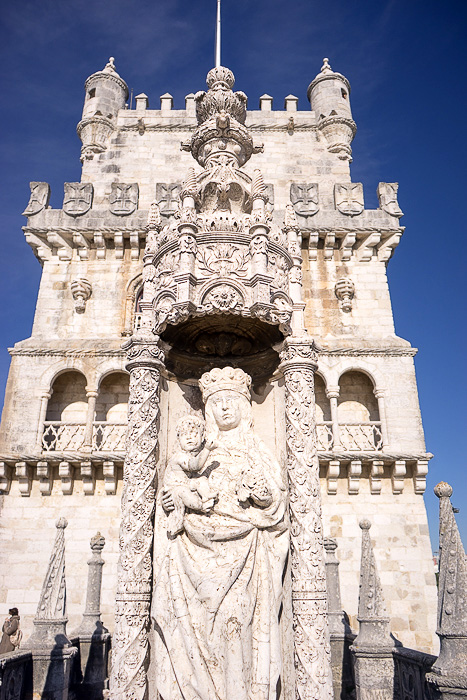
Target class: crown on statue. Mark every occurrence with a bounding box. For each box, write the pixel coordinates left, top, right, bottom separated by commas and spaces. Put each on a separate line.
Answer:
199, 366, 251, 401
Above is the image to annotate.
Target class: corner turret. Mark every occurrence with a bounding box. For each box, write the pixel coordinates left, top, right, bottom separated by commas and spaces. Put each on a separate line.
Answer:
77, 58, 129, 163
307, 58, 356, 161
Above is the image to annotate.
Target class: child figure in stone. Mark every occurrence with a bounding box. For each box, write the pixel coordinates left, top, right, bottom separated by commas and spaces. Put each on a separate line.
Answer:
163, 415, 219, 537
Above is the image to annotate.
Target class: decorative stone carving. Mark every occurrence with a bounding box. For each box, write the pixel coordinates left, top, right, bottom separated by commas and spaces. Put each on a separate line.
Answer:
426, 483, 467, 698
109, 182, 139, 215
154, 250, 180, 289
377, 182, 403, 218
22, 181, 50, 216
279, 337, 333, 700
334, 183, 364, 216
290, 183, 319, 218
197, 242, 249, 278
63, 182, 93, 216
156, 183, 181, 217
110, 337, 164, 700
201, 283, 244, 312
152, 366, 288, 700
71, 278, 92, 313
334, 277, 355, 312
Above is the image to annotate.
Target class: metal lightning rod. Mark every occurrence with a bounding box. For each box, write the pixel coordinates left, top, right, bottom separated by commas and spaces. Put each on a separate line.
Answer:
215, 0, 221, 67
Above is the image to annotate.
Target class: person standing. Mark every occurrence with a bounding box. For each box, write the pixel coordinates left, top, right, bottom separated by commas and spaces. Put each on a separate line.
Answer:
0, 608, 21, 654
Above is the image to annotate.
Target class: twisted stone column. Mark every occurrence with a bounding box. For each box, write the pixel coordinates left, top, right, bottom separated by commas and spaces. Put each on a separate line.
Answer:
110, 337, 164, 700
280, 336, 333, 700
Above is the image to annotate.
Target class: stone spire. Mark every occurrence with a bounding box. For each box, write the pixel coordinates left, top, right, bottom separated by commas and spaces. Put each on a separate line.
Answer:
353, 519, 393, 648
426, 482, 467, 696
26, 517, 71, 649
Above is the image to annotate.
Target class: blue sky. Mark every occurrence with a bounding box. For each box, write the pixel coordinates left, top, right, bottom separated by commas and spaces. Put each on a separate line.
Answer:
0, 0, 466, 544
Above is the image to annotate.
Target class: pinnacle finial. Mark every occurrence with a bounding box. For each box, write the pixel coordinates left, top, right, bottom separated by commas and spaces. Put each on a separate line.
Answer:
434, 481, 453, 498
104, 56, 116, 73
321, 57, 333, 74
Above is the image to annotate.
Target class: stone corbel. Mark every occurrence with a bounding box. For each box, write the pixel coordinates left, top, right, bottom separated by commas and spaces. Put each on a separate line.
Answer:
37, 461, 52, 495
81, 461, 94, 495
15, 462, 32, 496
392, 460, 406, 494
377, 231, 403, 263
307, 230, 319, 262
413, 459, 428, 494
355, 232, 381, 262
370, 459, 384, 495
130, 231, 140, 261
73, 232, 90, 260
0, 463, 12, 493
71, 278, 92, 313
47, 231, 73, 261
348, 459, 362, 495
59, 461, 73, 495
327, 459, 340, 495
23, 230, 53, 263
103, 461, 117, 495
324, 231, 335, 260
94, 231, 106, 259
340, 231, 356, 261
114, 232, 124, 260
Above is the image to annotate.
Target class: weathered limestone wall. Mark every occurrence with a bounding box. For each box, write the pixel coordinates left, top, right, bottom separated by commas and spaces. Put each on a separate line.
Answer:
0, 475, 122, 639
321, 474, 438, 653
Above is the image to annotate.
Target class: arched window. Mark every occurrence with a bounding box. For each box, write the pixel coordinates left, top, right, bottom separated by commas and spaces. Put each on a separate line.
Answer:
42, 371, 88, 451
337, 371, 382, 450
94, 372, 129, 451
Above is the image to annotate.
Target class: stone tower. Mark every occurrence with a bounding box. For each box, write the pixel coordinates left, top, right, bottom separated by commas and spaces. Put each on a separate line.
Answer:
0, 55, 437, 689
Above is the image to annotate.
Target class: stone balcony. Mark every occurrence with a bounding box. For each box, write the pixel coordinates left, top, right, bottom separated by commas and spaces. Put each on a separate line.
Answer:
42, 422, 126, 453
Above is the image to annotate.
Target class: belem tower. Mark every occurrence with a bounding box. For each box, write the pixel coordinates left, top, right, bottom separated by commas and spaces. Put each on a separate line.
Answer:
0, 56, 465, 700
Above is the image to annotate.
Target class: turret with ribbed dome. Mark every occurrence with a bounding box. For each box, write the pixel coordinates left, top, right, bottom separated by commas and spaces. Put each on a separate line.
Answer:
307, 58, 356, 161
77, 57, 129, 163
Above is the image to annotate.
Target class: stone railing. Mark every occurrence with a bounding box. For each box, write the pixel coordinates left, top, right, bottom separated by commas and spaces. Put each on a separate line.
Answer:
92, 422, 127, 451
339, 422, 383, 451
42, 422, 126, 452
42, 422, 86, 451
317, 422, 334, 450
393, 647, 435, 700
0, 649, 32, 699
316, 422, 383, 452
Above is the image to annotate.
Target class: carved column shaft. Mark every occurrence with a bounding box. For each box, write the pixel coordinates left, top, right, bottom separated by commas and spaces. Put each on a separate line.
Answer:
280, 337, 333, 700
110, 337, 164, 700
326, 387, 341, 449
84, 390, 98, 449
36, 392, 51, 450
374, 390, 389, 448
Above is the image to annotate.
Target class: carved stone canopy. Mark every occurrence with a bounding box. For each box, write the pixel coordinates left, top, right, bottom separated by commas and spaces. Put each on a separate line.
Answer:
161, 315, 282, 381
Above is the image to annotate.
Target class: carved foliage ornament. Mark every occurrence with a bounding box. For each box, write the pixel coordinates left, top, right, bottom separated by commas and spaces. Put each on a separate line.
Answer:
22, 181, 51, 216
63, 182, 93, 217
202, 284, 243, 312
334, 182, 364, 216
290, 183, 319, 218
197, 243, 249, 278
110, 182, 139, 216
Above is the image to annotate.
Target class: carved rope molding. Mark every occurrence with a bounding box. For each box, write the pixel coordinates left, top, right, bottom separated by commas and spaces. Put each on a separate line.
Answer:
110, 337, 164, 700
280, 337, 333, 700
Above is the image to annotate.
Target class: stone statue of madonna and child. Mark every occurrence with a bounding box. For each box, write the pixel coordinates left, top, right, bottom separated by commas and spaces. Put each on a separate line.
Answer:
152, 366, 289, 700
